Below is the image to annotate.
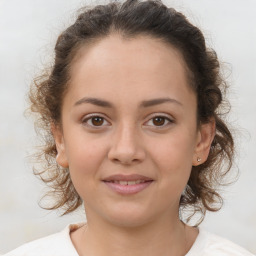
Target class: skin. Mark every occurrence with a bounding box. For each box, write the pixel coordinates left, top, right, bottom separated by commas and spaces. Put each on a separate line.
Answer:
53, 34, 215, 256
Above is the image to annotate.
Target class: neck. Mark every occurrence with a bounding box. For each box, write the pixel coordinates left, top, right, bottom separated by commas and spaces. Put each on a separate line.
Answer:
71, 212, 198, 256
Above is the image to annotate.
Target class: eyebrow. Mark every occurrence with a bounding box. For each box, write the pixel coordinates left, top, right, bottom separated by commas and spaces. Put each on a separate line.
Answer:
74, 97, 182, 108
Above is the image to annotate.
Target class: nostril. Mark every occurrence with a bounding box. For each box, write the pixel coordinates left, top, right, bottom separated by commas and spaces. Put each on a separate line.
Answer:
107, 142, 146, 164
113, 158, 141, 165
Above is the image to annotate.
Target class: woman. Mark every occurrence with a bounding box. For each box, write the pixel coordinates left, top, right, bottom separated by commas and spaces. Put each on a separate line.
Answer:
4, 0, 254, 255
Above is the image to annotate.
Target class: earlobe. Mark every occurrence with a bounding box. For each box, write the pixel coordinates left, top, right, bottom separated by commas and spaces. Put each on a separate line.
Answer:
193, 119, 216, 166
51, 123, 69, 168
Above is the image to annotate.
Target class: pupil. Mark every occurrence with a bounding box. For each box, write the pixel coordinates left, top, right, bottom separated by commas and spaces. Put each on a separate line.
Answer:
92, 117, 103, 126
153, 117, 165, 126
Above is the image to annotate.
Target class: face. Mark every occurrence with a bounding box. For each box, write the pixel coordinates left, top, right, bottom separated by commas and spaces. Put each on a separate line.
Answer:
53, 35, 214, 228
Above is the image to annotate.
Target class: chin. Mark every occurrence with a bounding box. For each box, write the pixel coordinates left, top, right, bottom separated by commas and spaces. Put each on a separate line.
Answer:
101, 204, 156, 229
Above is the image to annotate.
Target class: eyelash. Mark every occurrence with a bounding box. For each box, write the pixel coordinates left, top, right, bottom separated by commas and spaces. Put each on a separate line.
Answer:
145, 115, 174, 128
81, 113, 174, 129
82, 114, 110, 128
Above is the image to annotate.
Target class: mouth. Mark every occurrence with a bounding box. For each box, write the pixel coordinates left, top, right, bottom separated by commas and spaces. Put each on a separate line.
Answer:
102, 174, 153, 182
104, 180, 151, 185
102, 174, 154, 195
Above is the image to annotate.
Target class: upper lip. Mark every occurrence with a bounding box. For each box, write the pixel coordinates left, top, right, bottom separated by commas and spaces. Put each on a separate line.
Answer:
102, 174, 153, 182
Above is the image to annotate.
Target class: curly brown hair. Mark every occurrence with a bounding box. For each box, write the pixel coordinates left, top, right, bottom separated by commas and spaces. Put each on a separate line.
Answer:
29, 0, 234, 222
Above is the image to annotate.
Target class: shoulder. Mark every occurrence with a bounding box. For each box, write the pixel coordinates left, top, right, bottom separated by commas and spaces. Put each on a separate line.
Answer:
3, 223, 84, 256
187, 228, 255, 256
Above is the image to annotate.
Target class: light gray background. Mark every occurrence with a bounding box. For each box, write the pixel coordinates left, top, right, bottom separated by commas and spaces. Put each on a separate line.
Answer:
0, 0, 255, 254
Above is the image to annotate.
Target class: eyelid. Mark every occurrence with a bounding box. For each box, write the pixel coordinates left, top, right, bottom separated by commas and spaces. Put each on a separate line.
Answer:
143, 113, 175, 128
81, 113, 111, 128
81, 112, 175, 128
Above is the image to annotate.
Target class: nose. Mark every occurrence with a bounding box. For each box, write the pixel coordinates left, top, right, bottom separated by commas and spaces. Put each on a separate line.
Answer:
107, 123, 146, 165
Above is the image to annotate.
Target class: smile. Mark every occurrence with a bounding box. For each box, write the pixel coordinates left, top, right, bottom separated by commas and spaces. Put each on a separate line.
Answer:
106, 180, 147, 185
103, 179, 153, 195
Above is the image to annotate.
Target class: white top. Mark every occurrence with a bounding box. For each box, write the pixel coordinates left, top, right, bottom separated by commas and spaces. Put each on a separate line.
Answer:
3, 223, 255, 256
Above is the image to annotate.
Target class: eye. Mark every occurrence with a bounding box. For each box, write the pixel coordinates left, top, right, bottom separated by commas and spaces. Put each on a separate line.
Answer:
82, 115, 110, 128
145, 115, 174, 128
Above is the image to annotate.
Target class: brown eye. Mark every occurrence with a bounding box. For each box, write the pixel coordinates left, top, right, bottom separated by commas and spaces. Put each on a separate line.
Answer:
91, 116, 104, 126
152, 117, 165, 126
144, 115, 173, 128
82, 115, 109, 128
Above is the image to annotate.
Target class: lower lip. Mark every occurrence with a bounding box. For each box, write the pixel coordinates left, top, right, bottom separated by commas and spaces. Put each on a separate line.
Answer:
103, 181, 153, 195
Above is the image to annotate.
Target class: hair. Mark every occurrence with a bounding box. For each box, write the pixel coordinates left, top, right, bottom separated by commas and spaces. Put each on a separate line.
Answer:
29, 0, 234, 223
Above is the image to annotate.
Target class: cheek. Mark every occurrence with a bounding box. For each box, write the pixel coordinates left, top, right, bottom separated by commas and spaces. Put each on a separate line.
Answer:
155, 134, 194, 162
67, 139, 108, 202
66, 137, 107, 181
149, 129, 196, 179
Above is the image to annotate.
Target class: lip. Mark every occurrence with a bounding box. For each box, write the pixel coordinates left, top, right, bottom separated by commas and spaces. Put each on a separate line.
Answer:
102, 174, 153, 182
104, 181, 153, 195
102, 174, 154, 195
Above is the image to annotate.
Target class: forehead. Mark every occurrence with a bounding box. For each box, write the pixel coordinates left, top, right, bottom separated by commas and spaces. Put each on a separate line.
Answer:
67, 34, 195, 107
71, 34, 189, 82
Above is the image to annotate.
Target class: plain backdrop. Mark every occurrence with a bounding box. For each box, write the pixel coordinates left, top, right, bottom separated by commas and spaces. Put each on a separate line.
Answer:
0, 0, 256, 254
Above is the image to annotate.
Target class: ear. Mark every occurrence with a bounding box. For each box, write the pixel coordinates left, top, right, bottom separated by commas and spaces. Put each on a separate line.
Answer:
193, 119, 216, 166
51, 123, 69, 168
